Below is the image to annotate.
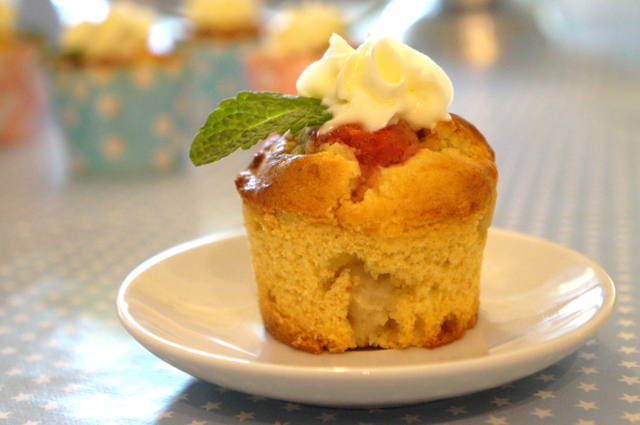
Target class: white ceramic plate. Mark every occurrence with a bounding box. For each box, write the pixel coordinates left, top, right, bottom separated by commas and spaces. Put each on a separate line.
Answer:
116, 228, 616, 408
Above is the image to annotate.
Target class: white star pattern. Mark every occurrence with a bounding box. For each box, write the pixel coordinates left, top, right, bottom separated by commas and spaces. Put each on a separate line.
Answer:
576, 383, 598, 392
11, 392, 32, 402
619, 346, 640, 354
6, 368, 23, 376
535, 390, 556, 399
40, 402, 59, 411
485, 416, 508, 425
576, 400, 598, 411
20, 333, 36, 341
13, 313, 28, 323
235, 411, 255, 422
281, 403, 300, 412
621, 376, 640, 385
620, 394, 640, 404
317, 413, 337, 422
621, 412, 640, 423
578, 353, 598, 360
400, 414, 420, 424
201, 402, 221, 411
619, 332, 638, 341
579, 367, 598, 375
0, 412, 10, 419
491, 397, 510, 407
447, 406, 467, 415
62, 384, 79, 393
530, 408, 553, 419
620, 361, 640, 369
32, 375, 51, 384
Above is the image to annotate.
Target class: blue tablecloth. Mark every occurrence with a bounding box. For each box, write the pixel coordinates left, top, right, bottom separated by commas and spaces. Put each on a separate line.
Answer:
1, 8, 639, 425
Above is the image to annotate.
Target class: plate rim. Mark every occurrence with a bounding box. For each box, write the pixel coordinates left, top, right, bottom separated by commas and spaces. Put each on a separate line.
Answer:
116, 227, 616, 405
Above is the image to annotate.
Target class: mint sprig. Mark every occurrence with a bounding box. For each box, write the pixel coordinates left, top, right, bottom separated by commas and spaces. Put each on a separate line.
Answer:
189, 92, 333, 166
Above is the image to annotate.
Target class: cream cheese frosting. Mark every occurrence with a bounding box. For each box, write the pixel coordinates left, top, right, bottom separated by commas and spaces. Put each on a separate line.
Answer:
184, 0, 261, 32
261, 2, 345, 57
297, 34, 453, 133
61, 2, 156, 63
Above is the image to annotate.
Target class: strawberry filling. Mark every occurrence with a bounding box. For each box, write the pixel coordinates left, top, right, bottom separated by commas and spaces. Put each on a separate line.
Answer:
317, 120, 423, 178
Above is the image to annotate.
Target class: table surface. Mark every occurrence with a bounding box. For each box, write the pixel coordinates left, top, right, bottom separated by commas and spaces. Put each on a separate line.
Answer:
2, 6, 640, 425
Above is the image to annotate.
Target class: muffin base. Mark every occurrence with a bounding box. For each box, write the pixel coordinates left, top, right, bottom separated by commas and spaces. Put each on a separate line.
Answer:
242, 203, 491, 354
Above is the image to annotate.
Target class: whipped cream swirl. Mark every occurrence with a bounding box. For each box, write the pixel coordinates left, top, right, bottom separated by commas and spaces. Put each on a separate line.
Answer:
185, 0, 261, 32
261, 2, 344, 57
62, 2, 156, 63
297, 34, 453, 133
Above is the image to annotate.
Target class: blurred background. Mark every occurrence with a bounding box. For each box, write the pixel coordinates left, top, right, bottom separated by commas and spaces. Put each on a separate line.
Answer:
1, 0, 639, 180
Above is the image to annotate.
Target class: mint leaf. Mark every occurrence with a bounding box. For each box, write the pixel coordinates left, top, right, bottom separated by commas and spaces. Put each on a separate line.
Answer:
189, 91, 333, 166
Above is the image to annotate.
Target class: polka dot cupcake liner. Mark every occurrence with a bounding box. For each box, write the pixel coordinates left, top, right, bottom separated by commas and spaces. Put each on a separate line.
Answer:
186, 41, 252, 135
50, 59, 191, 175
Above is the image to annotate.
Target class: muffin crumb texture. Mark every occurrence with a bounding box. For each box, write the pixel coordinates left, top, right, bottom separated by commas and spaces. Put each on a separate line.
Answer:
237, 115, 497, 353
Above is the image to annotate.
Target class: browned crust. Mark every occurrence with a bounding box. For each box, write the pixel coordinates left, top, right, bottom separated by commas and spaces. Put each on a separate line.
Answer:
236, 115, 498, 235
236, 139, 359, 218
258, 286, 478, 353
258, 290, 331, 354
418, 311, 478, 349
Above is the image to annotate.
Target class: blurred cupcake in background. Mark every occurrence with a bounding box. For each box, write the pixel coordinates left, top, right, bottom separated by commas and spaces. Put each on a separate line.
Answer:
182, 0, 263, 130
244, 1, 347, 95
50, 1, 189, 175
0, 0, 46, 146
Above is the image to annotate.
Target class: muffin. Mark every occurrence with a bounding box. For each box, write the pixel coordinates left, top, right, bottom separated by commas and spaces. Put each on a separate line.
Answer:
233, 35, 498, 353
51, 1, 189, 174
244, 1, 347, 95
0, 0, 45, 146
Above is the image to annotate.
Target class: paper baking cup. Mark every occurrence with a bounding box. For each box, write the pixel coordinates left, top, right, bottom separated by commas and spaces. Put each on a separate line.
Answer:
0, 41, 45, 146
50, 60, 190, 175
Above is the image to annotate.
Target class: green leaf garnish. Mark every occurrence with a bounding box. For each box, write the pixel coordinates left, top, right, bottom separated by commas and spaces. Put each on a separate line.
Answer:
189, 91, 333, 166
